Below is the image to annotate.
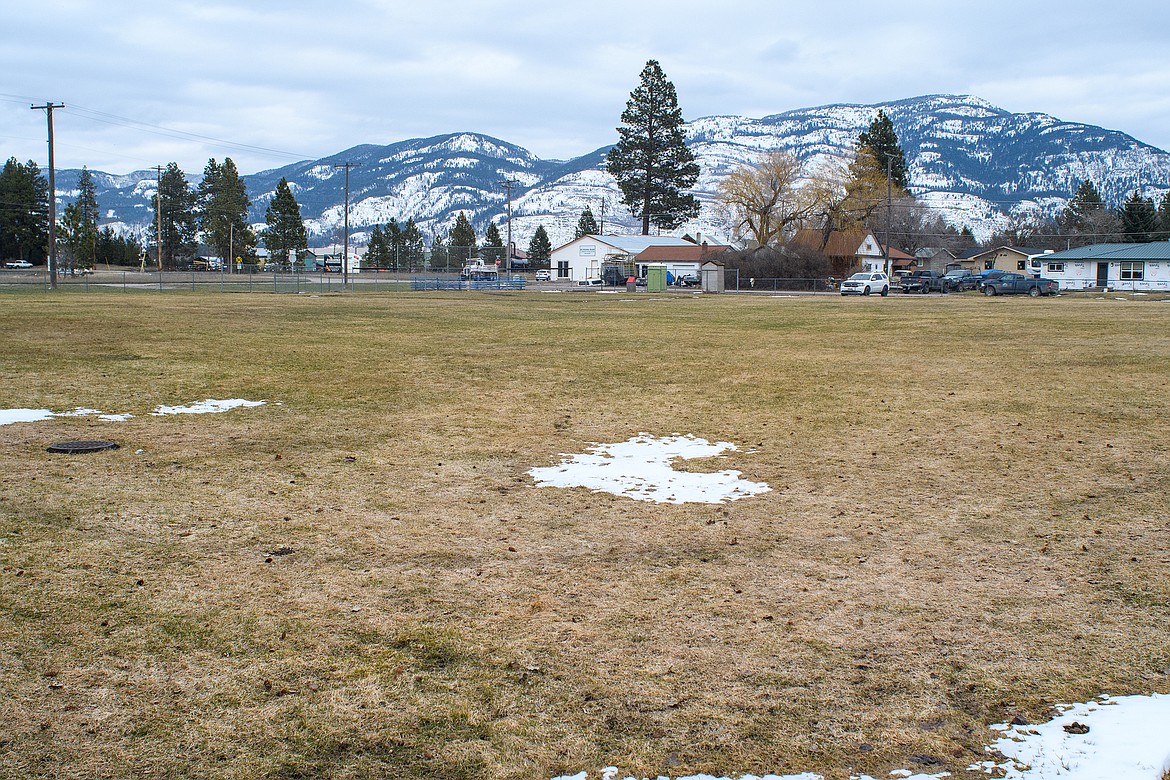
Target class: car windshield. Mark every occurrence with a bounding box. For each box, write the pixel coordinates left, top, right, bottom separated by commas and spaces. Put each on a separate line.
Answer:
848, 273, 870, 280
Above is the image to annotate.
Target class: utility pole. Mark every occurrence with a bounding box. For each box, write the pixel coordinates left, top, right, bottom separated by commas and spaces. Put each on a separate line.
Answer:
153, 165, 164, 271
31, 102, 64, 289
499, 178, 517, 273
333, 162, 357, 288
599, 196, 607, 235
885, 156, 893, 278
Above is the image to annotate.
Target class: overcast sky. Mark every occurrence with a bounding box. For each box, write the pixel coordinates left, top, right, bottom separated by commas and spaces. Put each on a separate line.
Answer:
4, 0, 1170, 176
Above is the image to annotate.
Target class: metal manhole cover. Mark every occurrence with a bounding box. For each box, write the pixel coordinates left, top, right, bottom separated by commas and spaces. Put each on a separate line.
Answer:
46, 440, 120, 454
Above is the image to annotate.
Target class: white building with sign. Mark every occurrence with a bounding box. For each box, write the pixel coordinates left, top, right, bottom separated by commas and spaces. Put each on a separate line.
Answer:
549, 235, 695, 282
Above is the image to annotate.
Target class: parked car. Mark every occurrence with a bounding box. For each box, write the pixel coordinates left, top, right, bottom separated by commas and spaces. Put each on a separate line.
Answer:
941, 269, 979, 292
534, 269, 551, 281
982, 272, 1059, 297
576, 278, 603, 287
901, 269, 946, 294
4, 260, 33, 269
840, 271, 890, 296
675, 273, 701, 287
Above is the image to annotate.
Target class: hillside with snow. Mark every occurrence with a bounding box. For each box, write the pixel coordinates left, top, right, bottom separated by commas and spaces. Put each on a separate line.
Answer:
57, 94, 1170, 246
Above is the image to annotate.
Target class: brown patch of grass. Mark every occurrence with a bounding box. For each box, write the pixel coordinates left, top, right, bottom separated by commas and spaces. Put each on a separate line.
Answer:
2, 291, 1169, 778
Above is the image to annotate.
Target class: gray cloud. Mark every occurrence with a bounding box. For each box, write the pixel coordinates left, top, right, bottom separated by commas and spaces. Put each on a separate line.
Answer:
3, 0, 1169, 176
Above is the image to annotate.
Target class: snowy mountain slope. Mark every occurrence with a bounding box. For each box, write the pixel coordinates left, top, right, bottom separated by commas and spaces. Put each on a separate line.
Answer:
66, 95, 1170, 247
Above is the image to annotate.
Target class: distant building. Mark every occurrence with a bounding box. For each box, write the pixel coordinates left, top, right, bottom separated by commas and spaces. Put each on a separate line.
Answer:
549, 234, 695, 282
1032, 241, 1170, 291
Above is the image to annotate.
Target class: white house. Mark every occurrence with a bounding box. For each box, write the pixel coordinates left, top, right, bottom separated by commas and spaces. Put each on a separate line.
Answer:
1031, 241, 1170, 291
549, 235, 695, 282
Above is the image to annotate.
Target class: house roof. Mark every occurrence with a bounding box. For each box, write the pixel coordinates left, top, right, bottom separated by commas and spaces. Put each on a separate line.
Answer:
1044, 240, 1170, 261
552, 234, 694, 255
636, 244, 729, 263
882, 245, 915, 262
965, 245, 1051, 261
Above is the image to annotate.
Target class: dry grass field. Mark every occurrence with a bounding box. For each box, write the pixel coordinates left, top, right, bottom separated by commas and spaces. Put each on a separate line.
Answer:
1, 289, 1168, 780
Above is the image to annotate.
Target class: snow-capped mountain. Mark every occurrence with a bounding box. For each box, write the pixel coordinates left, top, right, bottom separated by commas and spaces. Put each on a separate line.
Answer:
59, 94, 1170, 246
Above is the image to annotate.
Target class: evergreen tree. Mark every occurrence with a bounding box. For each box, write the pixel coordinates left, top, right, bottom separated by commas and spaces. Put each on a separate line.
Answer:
1157, 191, 1170, 240
527, 225, 552, 268
198, 157, 255, 266
482, 222, 504, 264
1058, 179, 1105, 232
449, 211, 476, 263
605, 59, 700, 234
365, 224, 386, 269
58, 202, 88, 274
402, 218, 425, 270
151, 162, 197, 268
263, 177, 308, 269
430, 234, 449, 270
0, 158, 49, 263
95, 226, 141, 266
857, 110, 908, 191
386, 218, 404, 268
1120, 191, 1158, 242
575, 206, 599, 238
74, 166, 99, 268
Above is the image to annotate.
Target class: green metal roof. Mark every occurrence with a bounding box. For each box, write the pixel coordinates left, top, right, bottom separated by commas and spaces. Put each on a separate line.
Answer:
1044, 241, 1170, 261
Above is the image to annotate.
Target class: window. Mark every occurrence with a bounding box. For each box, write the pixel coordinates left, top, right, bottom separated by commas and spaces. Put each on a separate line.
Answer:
1120, 261, 1145, 280
1017, 260, 1027, 270
1047, 263, 1065, 273
556, 261, 570, 278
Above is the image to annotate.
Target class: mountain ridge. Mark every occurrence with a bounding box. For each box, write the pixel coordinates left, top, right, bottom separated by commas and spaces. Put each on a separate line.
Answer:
51, 94, 1170, 246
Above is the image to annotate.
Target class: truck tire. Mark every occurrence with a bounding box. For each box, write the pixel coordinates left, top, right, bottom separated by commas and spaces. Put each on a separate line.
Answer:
984, 285, 996, 296
920, 285, 929, 294
1028, 286, 1041, 297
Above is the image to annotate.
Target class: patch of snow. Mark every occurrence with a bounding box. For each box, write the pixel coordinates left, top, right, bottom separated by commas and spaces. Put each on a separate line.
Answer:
150, 399, 266, 416
972, 694, 1170, 779
529, 434, 770, 504
0, 409, 56, 426
554, 694, 1170, 780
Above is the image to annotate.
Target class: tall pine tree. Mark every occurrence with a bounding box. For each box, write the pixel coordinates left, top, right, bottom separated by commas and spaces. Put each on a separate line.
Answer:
263, 178, 307, 269
152, 162, 197, 268
0, 158, 49, 264
198, 157, 255, 266
449, 211, 476, 263
1157, 191, 1170, 240
527, 225, 552, 268
605, 60, 700, 234
74, 166, 99, 268
482, 222, 504, 264
857, 110, 908, 191
401, 218, 425, 270
1120, 191, 1158, 242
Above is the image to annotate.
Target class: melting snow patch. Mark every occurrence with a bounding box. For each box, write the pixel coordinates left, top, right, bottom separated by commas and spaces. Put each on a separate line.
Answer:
529, 433, 770, 504
151, 399, 266, 416
0, 409, 56, 426
2, 399, 266, 426
972, 693, 1170, 779
551, 694, 1170, 780
553, 771, 821, 780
